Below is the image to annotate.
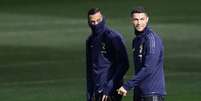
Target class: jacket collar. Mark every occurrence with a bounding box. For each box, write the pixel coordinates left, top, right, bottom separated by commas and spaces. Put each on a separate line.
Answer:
135, 26, 151, 37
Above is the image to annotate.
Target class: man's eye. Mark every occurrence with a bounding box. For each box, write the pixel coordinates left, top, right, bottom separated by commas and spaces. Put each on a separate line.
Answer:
97, 19, 101, 22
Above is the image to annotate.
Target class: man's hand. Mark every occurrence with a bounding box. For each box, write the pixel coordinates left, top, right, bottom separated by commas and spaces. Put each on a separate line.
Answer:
117, 86, 127, 96
101, 95, 108, 101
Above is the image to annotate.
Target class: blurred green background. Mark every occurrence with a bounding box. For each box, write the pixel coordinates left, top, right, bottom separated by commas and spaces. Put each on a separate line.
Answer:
0, 0, 201, 101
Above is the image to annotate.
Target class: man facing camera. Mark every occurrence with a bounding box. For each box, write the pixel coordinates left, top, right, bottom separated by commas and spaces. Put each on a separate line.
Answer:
117, 6, 166, 101
86, 8, 129, 101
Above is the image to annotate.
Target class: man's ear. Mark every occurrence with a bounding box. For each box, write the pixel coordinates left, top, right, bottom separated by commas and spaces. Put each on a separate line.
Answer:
147, 17, 149, 22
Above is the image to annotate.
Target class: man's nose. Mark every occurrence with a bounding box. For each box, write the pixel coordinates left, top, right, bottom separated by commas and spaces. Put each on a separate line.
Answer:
91, 21, 98, 25
94, 21, 99, 25
137, 20, 142, 25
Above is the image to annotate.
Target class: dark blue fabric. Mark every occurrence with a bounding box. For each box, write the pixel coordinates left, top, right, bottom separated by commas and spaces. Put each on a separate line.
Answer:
86, 18, 129, 101
123, 27, 166, 96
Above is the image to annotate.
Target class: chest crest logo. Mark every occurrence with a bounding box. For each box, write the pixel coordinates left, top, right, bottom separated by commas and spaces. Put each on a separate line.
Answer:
101, 42, 107, 54
139, 44, 143, 53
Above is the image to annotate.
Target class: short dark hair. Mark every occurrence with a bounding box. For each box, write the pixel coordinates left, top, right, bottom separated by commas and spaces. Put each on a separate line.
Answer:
88, 8, 101, 16
130, 6, 148, 17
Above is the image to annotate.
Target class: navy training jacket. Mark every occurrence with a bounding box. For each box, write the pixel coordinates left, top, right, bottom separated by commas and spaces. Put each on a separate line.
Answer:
86, 25, 129, 101
123, 27, 166, 96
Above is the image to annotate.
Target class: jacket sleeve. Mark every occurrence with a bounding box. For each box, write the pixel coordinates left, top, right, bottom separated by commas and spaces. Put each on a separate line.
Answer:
104, 36, 129, 95
86, 40, 94, 101
123, 34, 159, 91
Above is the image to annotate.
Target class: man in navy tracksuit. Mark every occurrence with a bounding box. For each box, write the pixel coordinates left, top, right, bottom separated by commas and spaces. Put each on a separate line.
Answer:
117, 6, 166, 101
86, 8, 129, 101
